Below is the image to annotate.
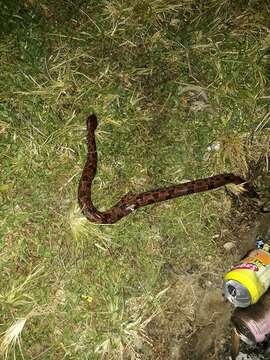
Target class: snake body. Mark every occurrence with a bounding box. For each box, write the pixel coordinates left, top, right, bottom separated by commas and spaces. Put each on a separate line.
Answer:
78, 114, 248, 224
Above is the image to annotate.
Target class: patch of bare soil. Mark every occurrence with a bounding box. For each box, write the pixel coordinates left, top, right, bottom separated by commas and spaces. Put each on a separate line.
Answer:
148, 208, 270, 360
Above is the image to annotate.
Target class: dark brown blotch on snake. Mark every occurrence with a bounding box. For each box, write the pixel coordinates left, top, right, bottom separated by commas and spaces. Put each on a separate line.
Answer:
78, 114, 254, 224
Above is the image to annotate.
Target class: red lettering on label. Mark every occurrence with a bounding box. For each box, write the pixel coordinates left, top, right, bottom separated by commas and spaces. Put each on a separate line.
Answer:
233, 263, 258, 271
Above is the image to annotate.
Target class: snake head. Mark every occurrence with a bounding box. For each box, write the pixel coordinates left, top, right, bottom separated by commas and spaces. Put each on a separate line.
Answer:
87, 114, 98, 131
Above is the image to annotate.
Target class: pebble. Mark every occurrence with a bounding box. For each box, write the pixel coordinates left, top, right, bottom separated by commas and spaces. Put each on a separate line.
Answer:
235, 352, 265, 360
223, 242, 236, 252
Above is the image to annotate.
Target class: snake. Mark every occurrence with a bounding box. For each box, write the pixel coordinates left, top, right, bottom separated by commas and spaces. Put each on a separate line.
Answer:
78, 114, 253, 224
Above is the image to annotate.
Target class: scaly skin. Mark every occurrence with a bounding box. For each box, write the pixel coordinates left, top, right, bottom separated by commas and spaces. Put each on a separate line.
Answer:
78, 114, 252, 224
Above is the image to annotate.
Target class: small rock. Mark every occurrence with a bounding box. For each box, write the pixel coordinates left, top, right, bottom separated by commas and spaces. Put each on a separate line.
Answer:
223, 242, 236, 252
207, 142, 221, 152
236, 352, 265, 359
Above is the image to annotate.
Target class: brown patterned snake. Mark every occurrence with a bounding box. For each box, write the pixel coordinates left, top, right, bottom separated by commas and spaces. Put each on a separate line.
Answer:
78, 114, 253, 224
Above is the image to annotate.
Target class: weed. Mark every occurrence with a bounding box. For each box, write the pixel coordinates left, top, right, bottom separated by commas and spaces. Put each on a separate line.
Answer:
0, 318, 26, 360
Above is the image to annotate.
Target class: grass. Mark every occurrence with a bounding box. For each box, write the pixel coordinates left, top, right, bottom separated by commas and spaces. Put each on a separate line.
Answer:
0, 0, 269, 359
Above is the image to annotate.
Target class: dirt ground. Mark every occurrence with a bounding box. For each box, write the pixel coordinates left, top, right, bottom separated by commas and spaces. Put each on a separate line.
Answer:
147, 209, 270, 360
